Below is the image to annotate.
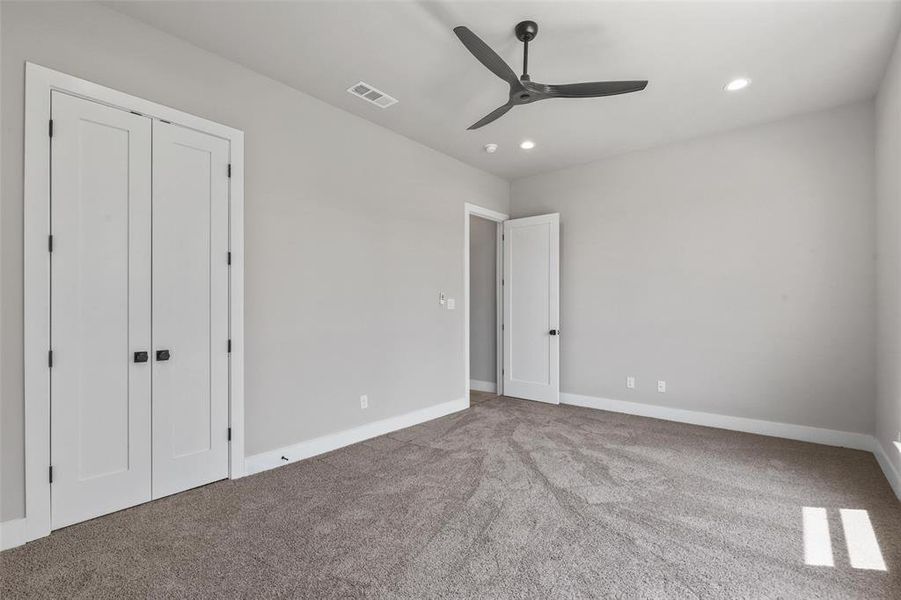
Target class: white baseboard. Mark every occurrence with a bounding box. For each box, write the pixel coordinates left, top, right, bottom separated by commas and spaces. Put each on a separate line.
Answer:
469, 379, 497, 393
0, 518, 27, 551
873, 439, 901, 500
245, 397, 469, 475
561, 392, 900, 501
560, 393, 874, 451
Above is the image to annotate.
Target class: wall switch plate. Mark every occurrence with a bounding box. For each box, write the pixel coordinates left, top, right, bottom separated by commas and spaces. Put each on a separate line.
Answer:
360, 394, 368, 409
626, 376, 635, 390
447, 298, 455, 310
657, 380, 666, 393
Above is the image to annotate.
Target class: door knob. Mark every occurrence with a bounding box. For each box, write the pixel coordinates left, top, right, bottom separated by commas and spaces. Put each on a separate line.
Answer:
134, 351, 148, 363
549, 329, 559, 336
156, 349, 171, 361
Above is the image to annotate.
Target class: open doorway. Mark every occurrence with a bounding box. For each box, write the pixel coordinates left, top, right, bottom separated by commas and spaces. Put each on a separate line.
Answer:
464, 204, 559, 406
470, 214, 499, 404
464, 203, 507, 406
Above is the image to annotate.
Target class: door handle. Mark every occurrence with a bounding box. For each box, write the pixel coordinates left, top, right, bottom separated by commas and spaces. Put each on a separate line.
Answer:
549, 329, 559, 336
156, 349, 171, 361
134, 351, 149, 363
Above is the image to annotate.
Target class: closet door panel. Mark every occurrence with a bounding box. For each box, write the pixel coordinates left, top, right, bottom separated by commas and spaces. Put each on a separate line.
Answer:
152, 122, 230, 499
50, 92, 152, 529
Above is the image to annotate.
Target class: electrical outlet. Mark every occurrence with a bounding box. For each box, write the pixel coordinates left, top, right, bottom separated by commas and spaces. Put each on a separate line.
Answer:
657, 380, 666, 393
439, 293, 447, 305
626, 376, 635, 390
360, 394, 368, 409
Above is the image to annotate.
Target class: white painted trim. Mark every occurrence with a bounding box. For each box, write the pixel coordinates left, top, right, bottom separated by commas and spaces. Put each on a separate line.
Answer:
560, 393, 874, 451
495, 221, 504, 395
23, 63, 246, 544
464, 202, 508, 404
24, 61, 52, 543
469, 379, 497, 393
0, 518, 28, 552
873, 440, 901, 500
464, 203, 508, 224
228, 134, 247, 479
245, 397, 469, 475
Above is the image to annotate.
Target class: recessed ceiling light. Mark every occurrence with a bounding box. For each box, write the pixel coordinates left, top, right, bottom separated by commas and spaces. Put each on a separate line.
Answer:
520, 140, 536, 150
724, 77, 751, 92
484, 143, 498, 153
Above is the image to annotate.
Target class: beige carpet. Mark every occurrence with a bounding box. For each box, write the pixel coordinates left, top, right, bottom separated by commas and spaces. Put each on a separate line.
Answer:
2, 395, 899, 599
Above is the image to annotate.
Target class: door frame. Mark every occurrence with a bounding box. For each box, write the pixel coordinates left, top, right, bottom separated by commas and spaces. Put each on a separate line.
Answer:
23, 63, 246, 543
464, 203, 508, 401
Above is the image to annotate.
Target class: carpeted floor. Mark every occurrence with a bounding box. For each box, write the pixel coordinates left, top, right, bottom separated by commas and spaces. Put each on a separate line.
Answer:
469, 389, 497, 405
2, 394, 899, 599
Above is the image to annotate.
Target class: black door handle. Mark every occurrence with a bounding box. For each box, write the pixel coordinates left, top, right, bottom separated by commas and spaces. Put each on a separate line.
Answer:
156, 350, 171, 361
549, 329, 559, 336
134, 351, 148, 363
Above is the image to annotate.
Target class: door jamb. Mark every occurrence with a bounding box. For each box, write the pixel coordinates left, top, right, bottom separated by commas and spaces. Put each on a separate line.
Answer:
23, 63, 246, 543
464, 203, 508, 403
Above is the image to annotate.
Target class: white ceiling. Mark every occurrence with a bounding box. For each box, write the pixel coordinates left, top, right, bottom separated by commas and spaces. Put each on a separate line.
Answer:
107, 1, 901, 180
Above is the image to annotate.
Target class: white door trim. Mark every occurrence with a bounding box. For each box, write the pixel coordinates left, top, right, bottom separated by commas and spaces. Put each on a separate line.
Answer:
23, 63, 246, 543
464, 203, 508, 402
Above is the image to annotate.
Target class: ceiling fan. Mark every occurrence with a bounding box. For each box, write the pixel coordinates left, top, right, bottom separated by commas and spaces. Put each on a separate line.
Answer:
453, 20, 648, 130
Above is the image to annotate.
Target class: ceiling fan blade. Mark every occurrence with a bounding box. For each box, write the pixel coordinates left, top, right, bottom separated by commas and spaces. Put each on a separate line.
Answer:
453, 26, 520, 86
467, 102, 514, 130
543, 80, 648, 98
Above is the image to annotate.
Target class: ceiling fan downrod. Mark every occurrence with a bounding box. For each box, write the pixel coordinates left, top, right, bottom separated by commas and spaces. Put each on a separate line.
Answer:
515, 20, 538, 82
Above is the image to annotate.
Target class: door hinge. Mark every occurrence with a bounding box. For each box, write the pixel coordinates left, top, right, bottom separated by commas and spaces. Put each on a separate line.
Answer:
49, 466, 53, 484
227, 251, 232, 265
227, 164, 232, 178
227, 339, 232, 353
48, 350, 53, 368
48, 120, 53, 138
227, 427, 232, 442
48, 235, 54, 252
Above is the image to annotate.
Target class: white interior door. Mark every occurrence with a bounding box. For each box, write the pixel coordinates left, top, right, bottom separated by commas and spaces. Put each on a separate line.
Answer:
50, 92, 152, 529
503, 214, 560, 404
151, 121, 230, 499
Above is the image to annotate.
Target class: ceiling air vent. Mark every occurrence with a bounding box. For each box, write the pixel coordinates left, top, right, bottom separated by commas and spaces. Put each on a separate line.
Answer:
347, 82, 398, 108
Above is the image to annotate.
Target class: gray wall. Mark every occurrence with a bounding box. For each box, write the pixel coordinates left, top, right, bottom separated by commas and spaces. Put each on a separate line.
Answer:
876, 30, 901, 482
511, 102, 877, 434
0, 2, 509, 522
469, 215, 496, 385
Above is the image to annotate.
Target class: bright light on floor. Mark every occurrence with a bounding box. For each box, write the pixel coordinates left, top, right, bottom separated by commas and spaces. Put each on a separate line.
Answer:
802, 507, 834, 567
802, 506, 887, 571
840, 509, 887, 571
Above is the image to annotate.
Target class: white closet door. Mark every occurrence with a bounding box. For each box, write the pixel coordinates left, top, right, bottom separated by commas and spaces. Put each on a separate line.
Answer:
50, 92, 152, 529
151, 122, 230, 499
503, 214, 560, 404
